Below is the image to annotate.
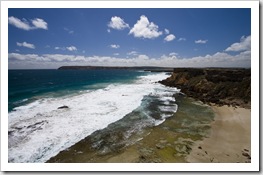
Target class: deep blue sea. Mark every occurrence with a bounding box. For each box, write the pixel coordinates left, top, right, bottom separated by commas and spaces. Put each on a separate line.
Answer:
8, 69, 145, 112
8, 69, 179, 163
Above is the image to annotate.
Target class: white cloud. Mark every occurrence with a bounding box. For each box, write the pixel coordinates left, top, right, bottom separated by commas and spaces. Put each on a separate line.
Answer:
8, 16, 31, 30
107, 29, 111, 33
195, 39, 208, 44
164, 34, 176, 42
127, 51, 138, 56
8, 16, 48, 30
8, 49, 250, 69
54, 47, 64, 50
164, 29, 170, 34
178, 37, 186, 41
55, 46, 77, 51
129, 15, 162, 39
225, 35, 251, 52
66, 46, 77, 51
9, 53, 37, 61
108, 16, 129, 30
169, 52, 178, 57
137, 54, 149, 60
32, 18, 48, 30
113, 53, 119, 56
110, 44, 120, 49
16, 42, 35, 49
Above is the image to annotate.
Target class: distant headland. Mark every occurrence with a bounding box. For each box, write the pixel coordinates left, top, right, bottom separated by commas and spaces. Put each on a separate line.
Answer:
57, 66, 174, 72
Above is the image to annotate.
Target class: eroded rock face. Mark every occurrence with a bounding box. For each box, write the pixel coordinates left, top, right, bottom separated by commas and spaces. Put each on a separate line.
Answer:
159, 68, 251, 108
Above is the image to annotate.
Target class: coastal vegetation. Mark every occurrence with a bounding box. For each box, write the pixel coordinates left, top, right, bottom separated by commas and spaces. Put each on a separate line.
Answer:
159, 68, 251, 108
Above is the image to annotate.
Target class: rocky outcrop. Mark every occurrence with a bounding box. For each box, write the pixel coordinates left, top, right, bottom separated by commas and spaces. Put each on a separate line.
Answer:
159, 68, 251, 108
58, 105, 69, 109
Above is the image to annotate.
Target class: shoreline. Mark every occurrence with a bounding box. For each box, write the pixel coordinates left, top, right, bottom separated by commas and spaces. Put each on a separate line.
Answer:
186, 105, 251, 163
100, 104, 251, 163
47, 97, 251, 163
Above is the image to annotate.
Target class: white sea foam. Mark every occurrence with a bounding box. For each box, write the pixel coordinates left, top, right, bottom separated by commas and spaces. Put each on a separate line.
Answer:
159, 105, 178, 113
8, 72, 178, 163
154, 119, 166, 126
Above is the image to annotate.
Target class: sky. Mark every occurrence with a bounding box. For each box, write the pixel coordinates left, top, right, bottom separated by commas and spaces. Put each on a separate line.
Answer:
8, 8, 251, 69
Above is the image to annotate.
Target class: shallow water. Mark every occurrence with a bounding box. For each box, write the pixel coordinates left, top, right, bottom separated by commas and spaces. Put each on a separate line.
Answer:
8, 71, 179, 163
47, 96, 214, 163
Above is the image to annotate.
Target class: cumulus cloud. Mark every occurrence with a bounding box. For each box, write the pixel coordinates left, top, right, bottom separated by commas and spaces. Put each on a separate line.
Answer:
113, 53, 119, 56
129, 15, 162, 39
66, 46, 77, 51
31, 18, 48, 30
195, 39, 208, 44
164, 29, 170, 34
8, 16, 48, 30
169, 52, 178, 57
178, 37, 186, 41
8, 48, 250, 69
8, 16, 31, 30
164, 34, 176, 42
16, 42, 35, 49
225, 35, 251, 52
110, 44, 120, 49
108, 16, 129, 30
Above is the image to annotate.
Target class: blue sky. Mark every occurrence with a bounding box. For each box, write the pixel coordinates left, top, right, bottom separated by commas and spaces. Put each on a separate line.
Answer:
8, 8, 251, 69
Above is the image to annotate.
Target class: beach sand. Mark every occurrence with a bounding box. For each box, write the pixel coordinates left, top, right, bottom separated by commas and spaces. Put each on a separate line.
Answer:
186, 105, 251, 163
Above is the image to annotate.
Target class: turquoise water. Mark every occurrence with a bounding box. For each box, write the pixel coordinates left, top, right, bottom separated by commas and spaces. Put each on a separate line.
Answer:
8, 70, 179, 163
8, 69, 145, 111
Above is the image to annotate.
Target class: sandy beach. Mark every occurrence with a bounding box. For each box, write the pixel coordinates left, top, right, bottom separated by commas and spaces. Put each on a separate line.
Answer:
186, 105, 251, 163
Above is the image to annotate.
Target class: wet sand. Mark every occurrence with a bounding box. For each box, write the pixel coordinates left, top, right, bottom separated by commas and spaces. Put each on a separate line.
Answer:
186, 105, 251, 163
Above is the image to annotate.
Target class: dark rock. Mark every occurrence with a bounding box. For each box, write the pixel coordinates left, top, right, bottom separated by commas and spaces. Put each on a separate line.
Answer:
156, 144, 165, 149
198, 146, 202, 149
159, 68, 251, 108
139, 155, 146, 160
58, 105, 69, 109
242, 152, 251, 159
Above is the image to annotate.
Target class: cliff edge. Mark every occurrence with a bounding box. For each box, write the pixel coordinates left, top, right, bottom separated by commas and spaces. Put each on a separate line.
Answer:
159, 68, 251, 108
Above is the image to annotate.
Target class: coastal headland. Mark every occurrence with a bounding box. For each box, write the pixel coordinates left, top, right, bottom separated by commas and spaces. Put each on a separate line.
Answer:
58, 66, 174, 72
49, 67, 251, 163
159, 68, 251, 108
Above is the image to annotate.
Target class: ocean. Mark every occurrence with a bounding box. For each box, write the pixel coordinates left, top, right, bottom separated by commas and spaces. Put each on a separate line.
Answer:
8, 69, 179, 163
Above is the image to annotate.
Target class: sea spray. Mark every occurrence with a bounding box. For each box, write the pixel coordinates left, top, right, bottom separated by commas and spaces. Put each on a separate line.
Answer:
8, 72, 179, 163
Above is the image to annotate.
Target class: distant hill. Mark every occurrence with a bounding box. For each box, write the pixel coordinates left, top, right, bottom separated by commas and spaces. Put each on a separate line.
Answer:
58, 66, 174, 72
